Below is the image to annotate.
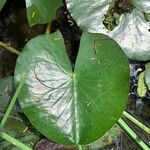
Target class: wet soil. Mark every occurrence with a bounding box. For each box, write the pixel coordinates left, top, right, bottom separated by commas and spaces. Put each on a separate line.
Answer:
0, 0, 150, 150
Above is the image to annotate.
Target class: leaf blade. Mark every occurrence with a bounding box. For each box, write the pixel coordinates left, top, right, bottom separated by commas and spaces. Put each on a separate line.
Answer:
14, 31, 129, 145
25, 0, 62, 26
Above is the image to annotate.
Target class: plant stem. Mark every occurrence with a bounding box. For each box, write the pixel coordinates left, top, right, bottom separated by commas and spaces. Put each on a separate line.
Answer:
0, 41, 20, 55
0, 131, 32, 150
118, 118, 150, 150
123, 111, 150, 135
78, 145, 83, 150
0, 75, 26, 127
45, 22, 51, 34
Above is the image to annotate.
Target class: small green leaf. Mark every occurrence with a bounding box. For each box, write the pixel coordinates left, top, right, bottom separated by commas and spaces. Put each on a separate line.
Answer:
137, 72, 147, 97
25, 0, 62, 26
0, 0, 6, 10
145, 63, 150, 91
14, 31, 129, 145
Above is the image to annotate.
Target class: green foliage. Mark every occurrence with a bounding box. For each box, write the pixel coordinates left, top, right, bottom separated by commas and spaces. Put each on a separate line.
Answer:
25, 0, 62, 26
137, 72, 147, 97
0, 0, 62, 26
14, 31, 129, 145
103, 12, 120, 31
66, 0, 150, 61
2, 0, 149, 149
103, 0, 135, 31
0, 0, 6, 10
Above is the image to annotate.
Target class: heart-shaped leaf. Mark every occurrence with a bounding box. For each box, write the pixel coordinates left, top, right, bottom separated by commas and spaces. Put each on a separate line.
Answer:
25, 0, 62, 26
66, 0, 150, 61
14, 31, 129, 145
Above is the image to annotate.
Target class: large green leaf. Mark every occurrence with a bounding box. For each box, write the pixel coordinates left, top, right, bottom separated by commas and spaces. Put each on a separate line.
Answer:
25, 0, 62, 26
0, 0, 6, 10
66, 0, 150, 61
14, 31, 129, 145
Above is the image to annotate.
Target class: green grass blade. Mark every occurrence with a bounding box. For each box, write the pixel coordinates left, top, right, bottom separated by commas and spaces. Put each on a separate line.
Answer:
0, 41, 20, 55
0, 75, 26, 127
118, 118, 150, 150
0, 131, 32, 150
123, 111, 150, 135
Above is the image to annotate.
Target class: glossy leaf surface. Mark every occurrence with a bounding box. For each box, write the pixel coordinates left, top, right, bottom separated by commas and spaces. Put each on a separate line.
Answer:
14, 31, 129, 145
66, 0, 150, 61
25, 0, 62, 26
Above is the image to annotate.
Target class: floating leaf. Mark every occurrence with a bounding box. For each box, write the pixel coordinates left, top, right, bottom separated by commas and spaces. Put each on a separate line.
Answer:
25, 0, 62, 26
14, 31, 129, 145
66, 0, 150, 61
